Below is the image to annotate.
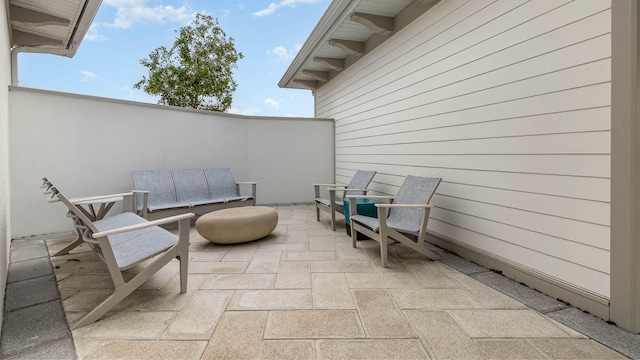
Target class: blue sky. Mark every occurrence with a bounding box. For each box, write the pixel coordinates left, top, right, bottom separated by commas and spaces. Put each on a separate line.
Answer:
17, 0, 328, 117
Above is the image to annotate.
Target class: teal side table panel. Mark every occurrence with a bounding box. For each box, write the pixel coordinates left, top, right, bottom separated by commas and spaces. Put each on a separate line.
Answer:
343, 198, 380, 226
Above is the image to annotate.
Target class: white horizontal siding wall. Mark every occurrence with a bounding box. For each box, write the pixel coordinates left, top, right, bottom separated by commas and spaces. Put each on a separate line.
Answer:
315, 0, 611, 300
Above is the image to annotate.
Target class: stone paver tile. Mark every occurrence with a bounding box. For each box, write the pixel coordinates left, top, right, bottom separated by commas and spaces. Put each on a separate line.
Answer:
474, 339, 546, 359
71, 312, 176, 339
308, 235, 336, 250
275, 272, 312, 289
201, 273, 276, 289
257, 242, 307, 251
286, 229, 309, 242
201, 311, 267, 359
311, 260, 376, 273
312, 273, 356, 309
259, 340, 315, 360
390, 288, 483, 310
74, 339, 207, 360
309, 228, 336, 236
62, 288, 155, 312
7, 256, 53, 283
139, 274, 206, 311
545, 317, 588, 338
278, 260, 310, 273
52, 259, 109, 274
445, 272, 528, 309
316, 339, 430, 360
228, 289, 312, 310
189, 247, 227, 261
527, 338, 627, 359
221, 243, 258, 261
271, 224, 288, 237
282, 251, 337, 261
246, 251, 282, 273
162, 290, 233, 340
189, 261, 248, 274
405, 310, 487, 360
352, 289, 414, 338
57, 274, 114, 289
335, 242, 369, 261
122, 260, 178, 289
346, 272, 422, 289
391, 243, 438, 262
402, 260, 462, 288
264, 310, 365, 339
447, 310, 571, 338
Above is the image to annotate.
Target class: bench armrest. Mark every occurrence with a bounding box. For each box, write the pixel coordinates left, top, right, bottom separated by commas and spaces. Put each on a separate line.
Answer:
346, 195, 395, 200
93, 213, 195, 238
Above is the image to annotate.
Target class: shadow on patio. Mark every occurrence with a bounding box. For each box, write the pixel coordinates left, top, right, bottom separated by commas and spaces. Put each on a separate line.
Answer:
1, 205, 638, 359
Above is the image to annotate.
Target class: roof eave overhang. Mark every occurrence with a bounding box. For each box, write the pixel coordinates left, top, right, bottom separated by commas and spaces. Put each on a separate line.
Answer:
278, 0, 354, 90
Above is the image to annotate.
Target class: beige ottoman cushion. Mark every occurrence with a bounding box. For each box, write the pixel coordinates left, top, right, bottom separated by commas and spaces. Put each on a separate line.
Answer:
196, 206, 278, 244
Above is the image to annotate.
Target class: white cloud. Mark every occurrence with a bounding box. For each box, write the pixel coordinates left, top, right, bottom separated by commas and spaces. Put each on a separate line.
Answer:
228, 106, 260, 116
103, 0, 196, 28
83, 23, 107, 41
269, 45, 301, 61
253, 0, 323, 17
264, 98, 280, 109
80, 71, 98, 82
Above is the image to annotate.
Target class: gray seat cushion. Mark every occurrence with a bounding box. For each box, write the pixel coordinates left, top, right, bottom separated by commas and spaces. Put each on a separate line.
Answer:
93, 212, 178, 269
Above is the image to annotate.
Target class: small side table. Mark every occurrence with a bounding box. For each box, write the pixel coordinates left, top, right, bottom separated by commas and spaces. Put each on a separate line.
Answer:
343, 198, 379, 237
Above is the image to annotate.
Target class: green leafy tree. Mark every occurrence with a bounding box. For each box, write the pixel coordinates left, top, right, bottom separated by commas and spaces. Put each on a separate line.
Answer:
134, 13, 243, 112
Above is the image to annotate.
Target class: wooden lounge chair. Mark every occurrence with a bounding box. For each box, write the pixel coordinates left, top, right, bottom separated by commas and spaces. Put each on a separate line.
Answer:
45, 184, 194, 329
313, 170, 376, 231
348, 175, 442, 267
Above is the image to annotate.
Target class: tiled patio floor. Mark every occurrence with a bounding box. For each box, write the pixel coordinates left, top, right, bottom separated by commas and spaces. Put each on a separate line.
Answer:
3, 205, 638, 359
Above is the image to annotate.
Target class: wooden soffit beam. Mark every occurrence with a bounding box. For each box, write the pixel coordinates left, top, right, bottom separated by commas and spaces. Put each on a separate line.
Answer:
328, 39, 364, 56
302, 70, 329, 82
313, 57, 344, 70
350, 12, 394, 35
293, 79, 319, 90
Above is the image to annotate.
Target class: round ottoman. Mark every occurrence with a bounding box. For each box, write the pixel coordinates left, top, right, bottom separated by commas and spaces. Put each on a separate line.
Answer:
196, 206, 278, 244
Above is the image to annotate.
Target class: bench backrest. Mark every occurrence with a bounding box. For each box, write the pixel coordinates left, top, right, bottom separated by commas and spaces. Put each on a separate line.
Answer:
203, 168, 239, 200
172, 169, 210, 204
132, 170, 177, 210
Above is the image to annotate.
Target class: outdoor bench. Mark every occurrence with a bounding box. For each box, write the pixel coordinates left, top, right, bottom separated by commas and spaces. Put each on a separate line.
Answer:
132, 168, 257, 220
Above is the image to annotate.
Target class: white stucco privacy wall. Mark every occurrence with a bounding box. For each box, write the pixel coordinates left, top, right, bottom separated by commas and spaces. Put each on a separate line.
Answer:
9, 87, 334, 237
315, 0, 611, 315
1, 0, 13, 332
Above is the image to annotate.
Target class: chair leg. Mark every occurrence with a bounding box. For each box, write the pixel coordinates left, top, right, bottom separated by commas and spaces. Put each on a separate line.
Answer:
52, 234, 84, 256
71, 283, 135, 329
179, 255, 188, 293
316, 205, 320, 222
379, 229, 389, 268
351, 224, 358, 248
330, 207, 336, 231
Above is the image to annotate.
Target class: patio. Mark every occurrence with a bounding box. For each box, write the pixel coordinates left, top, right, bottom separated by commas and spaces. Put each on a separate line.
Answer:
2, 205, 638, 359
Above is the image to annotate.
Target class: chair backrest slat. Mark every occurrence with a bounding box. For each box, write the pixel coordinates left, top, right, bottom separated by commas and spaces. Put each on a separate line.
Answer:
387, 176, 442, 232
345, 170, 376, 196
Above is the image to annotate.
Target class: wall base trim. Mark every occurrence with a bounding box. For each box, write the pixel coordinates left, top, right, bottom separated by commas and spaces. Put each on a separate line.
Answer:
426, 231, 610, 320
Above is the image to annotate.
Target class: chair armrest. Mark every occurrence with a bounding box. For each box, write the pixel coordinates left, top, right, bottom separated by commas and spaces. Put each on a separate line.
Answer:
131, 190, 149, 194
346, 195, 395, 200
376, 203, 433, 209
70, 192, 134, 205
312, 183, 342, 188
236, 182, 257, 185
93, 213, 195, 238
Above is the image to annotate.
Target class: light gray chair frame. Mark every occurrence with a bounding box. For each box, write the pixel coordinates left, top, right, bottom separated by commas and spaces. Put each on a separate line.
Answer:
45, 185, 194, 329
348, 175, 442, 267
313, 170, 376, 231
